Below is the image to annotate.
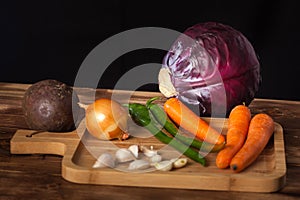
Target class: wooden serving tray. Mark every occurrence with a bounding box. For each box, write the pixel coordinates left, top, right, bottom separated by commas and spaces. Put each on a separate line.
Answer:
10, 116, 286, 192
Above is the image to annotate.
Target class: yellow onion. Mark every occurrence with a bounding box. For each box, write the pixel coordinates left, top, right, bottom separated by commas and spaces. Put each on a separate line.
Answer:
80, 98, 129, 140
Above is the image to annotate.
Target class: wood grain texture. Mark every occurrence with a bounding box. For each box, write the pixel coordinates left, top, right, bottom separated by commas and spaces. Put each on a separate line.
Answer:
1, 82, 300, 199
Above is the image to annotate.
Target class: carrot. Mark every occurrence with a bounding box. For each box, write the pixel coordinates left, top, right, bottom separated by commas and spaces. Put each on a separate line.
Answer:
230, 113, 275, 172
216, 104, 251, 169
163, 97, 225, 145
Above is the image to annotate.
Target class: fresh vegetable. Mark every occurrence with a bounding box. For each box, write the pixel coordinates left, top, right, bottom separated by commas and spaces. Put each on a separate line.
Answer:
230, 113, 275, 172
93, 145, 188, 172
163, 97, 225, 145
22, 79, 80, 132
158, 22, 261, 116
140, 145, 158, 158
93, 153, 116, 169
172, 158, 188, 169
79, 98, 129, 140
126, 103, 206, 166
216, 104, 251, 169
146, 97, 224, 152
154, 160, 173, 171
115, 148, 135, 163
128, 144, 139, 158
128, 160, 150, 171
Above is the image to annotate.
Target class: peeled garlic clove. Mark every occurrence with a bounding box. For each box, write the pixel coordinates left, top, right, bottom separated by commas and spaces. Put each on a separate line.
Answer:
128, 144, 139, 158
172, 158, 188, 169
154, 160, 173, 171
128, 159, 150, 170
149, 154, 162, 164
115, 148, 135, 163
140, 145, 157, 157
93, 153, 116, 168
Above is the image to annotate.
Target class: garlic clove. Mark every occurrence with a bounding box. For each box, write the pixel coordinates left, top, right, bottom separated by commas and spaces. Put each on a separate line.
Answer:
140, 145, 158, 157
149, 154, 162, 165
154, 160, 173, 171
128, 145, 139, 158
172, 158, 188, 169
128, 159, 150, 170
115, 148, 135, 163
93, 153, 116, 168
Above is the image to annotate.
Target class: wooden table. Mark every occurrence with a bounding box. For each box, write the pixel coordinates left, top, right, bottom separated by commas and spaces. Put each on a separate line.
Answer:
0, 82, 299, 199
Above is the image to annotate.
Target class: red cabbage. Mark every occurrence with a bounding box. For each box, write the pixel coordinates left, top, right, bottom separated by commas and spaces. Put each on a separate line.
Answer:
159, 22, 261, 116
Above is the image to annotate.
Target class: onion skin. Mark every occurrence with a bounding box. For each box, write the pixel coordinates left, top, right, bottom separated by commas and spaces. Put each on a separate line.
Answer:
84, 98, 129, 140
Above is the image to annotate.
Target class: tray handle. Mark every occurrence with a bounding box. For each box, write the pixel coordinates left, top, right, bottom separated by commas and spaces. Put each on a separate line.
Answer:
10, 129, 80, 156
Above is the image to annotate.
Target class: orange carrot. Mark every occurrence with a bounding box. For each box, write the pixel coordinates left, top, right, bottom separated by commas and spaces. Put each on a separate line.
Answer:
230, 113, 275, 172
216, 104, 251, 169
163, 97, 225, 145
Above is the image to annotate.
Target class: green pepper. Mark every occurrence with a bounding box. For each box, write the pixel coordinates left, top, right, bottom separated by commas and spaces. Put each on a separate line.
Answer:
146, 97, 224, 153
126, 103, 206, 166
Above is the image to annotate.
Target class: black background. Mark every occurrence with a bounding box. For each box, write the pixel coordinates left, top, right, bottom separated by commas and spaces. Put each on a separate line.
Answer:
1, 0, 299, 100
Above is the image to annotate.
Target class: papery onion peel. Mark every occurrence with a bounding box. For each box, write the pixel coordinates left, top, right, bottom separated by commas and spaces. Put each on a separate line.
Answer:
79, 98, 129, 140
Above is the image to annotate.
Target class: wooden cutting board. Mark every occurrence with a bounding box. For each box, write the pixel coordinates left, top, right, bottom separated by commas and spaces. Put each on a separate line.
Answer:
10, 115, 286, 193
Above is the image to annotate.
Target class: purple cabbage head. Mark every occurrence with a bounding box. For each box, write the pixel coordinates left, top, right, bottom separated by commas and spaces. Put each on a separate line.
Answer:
159, 22, 261, 116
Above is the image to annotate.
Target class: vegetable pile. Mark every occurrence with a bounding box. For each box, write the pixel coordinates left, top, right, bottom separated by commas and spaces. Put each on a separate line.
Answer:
216, 104, 251, 169
72, 22, 270, 173
82, 96, 274, 173
126, 101, 206, 166
93, 144, 189, 172
158, 22, 261, 116
146, 97, 224, 152
216, 104, 275, 172
229, 113, 275, 172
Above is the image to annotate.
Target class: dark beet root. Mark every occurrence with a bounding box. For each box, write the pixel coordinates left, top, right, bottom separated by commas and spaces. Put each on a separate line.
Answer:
22, 79, 80, 132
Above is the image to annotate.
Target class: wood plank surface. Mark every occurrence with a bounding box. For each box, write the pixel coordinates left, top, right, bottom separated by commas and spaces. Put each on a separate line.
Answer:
1, 82, 300, 199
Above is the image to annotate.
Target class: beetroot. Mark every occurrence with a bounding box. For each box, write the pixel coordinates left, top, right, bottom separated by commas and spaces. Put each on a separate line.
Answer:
22, 79, 80, 132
